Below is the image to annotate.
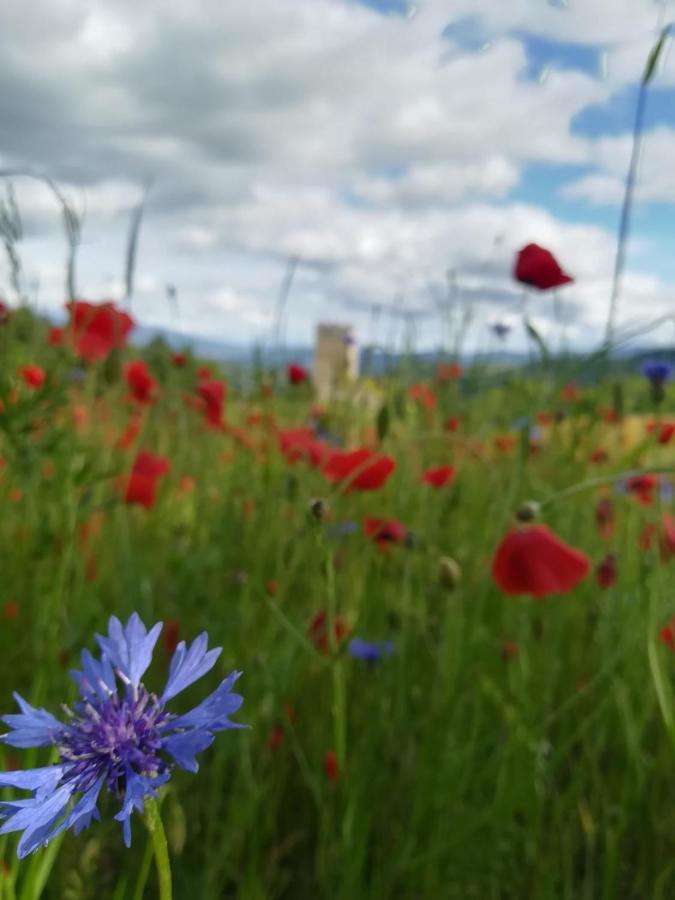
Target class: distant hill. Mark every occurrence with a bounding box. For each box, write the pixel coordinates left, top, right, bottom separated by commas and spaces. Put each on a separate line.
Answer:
131, 322, 675, 376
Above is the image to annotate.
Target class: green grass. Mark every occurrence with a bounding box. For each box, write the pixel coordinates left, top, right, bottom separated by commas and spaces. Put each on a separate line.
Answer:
1, 312, 675, 899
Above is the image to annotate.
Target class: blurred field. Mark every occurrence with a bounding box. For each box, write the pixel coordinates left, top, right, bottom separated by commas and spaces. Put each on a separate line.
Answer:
1, 307, 675, 899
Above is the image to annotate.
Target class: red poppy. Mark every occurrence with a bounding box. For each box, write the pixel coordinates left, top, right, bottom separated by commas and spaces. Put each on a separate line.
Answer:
363, 517, 408, 547
323, 448, 395, 492
657, 422, 675, 445
0, 301, 10, 324
494, 434, 518, 454
491, 524, 590, 597
308, 610, 349, 654
501, 640, 519, 661
408, 383, 436, 411
288, 363, 309, 385
78, 512, 105, 550
659, 616, 675, 651
115, 412, 143, 450
590, 448, 609, 464
267, 724, 285, 751
596, 553, 617, 588
171, 352, 187, 367
48, 327, 64, 346
3, 600, 18, 621
278, 428, 329, 467
197, 380, 226, 430
123, 450, 170, 508
625, 474, 657, 506
514, 243, 573, 291
196, 366, 212, 380
178, 475, 196, 494
662, 515, 675, 559
164, 619, 180, 660
20, 365, 45, 389
536, 413, 554, 426
560, 383, 580, 403
640, 514, 675, 560
66, 301, 134, 363
124, 361, 157, 405
595, 498, 615, 541
598, 407, 620, 424
421, 465, 456, 488
445, 416, 461, 433
324, 750, 339, 782
436, 362, 463, 382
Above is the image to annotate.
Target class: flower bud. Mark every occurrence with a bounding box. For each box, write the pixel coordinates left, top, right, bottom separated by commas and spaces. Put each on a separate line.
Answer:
438, 556, 462, 589
309, 497, 330, 522
515, 501, 540, 523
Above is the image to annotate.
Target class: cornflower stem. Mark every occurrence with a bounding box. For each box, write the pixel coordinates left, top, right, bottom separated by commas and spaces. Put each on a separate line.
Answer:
144, 797, 172, 900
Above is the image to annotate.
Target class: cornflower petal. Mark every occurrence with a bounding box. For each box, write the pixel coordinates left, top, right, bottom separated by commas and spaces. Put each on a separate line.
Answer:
169, 671, 244, 732
70, 649, 116, 702
96, 613, 162, 688
161, 633, 222, 703
163, 730, 215, 772
0, 783, 74, 859
0, 766, 65, 794
1, 693, 65, 747
63, 777, 105, 837
115, 769, 170, 848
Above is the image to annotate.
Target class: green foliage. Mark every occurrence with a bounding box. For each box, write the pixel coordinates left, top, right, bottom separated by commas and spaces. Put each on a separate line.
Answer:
0, 316, 675, 898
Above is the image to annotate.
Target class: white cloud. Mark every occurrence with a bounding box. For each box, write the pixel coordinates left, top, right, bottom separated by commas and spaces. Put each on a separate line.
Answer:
564, 127, 675, 204
353, 157, 519, 206
0, 0, 674, 350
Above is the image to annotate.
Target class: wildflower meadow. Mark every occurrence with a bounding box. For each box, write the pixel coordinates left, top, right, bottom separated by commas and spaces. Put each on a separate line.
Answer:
0, 274, 675, 898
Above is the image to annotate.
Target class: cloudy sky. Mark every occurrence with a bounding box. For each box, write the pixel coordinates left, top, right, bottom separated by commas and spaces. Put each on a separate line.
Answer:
1, 0, 675, 353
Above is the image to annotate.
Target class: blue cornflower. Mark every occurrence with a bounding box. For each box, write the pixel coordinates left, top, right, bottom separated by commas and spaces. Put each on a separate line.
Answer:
0, 613, 244, 858
347, 638, 395, 665
326, 520, 359, 539
490, 321, 511, 340
641, 360, 672, 386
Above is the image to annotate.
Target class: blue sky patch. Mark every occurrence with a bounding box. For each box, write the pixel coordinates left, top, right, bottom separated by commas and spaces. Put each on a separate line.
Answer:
515, 32, 601, 81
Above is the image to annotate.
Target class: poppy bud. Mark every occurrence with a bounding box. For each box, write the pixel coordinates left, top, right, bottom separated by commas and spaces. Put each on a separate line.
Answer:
515, 501, 540, 523
309, 497, 330, 522
438, 556, 462, 589
596, 553, 617, 589
324, 750, 339, 782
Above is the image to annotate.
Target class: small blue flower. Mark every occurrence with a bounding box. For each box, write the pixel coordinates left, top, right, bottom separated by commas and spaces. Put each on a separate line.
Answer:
66, 368, 87, 383
0, 613, 244, 858
641, 360, 672, 386
347, 638, 395, 665
490, 321, 511, 339
326, 521, 359, 539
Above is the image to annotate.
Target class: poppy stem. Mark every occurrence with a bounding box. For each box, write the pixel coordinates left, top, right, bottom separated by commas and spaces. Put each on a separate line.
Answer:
144, 797, 172, 900
604, 24, 670, 348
